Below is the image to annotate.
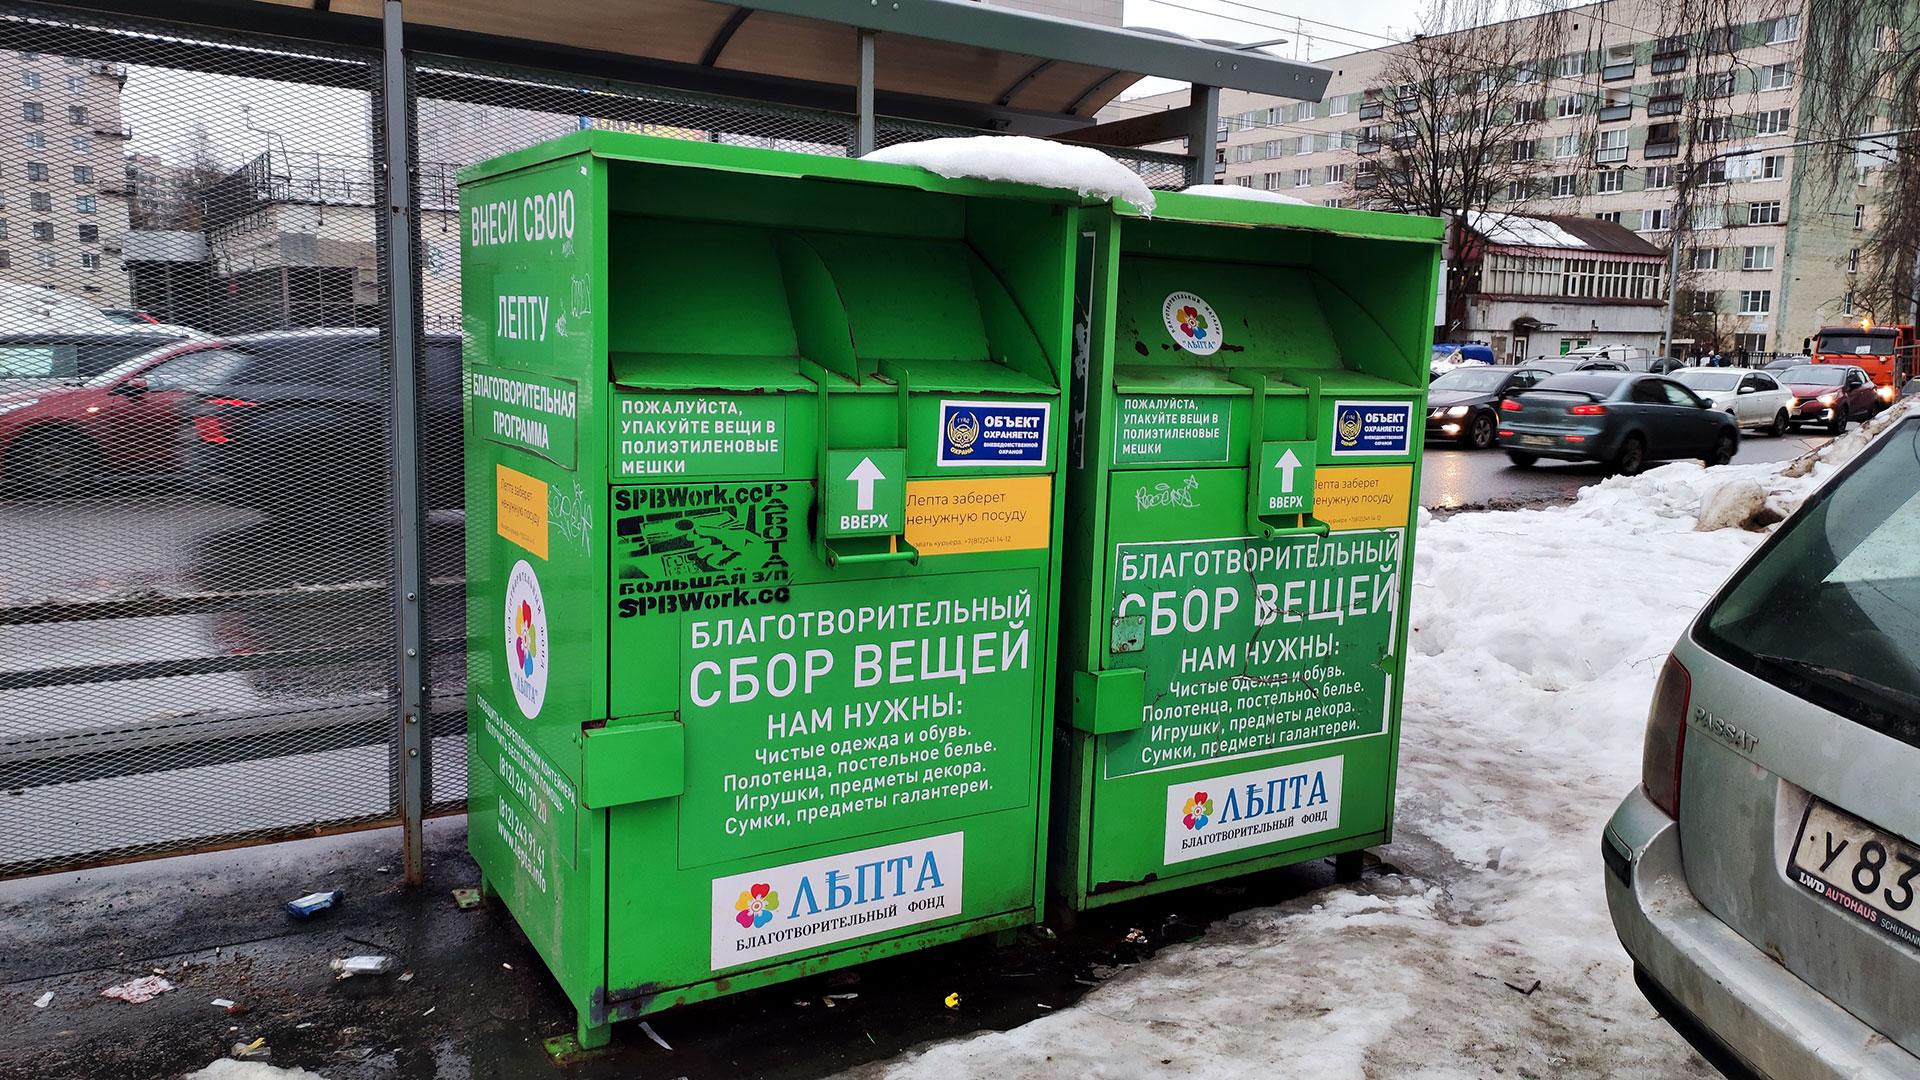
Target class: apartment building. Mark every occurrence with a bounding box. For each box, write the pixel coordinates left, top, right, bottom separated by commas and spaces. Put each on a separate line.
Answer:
1111, 1, 1876, 358
0, 49, 130, 307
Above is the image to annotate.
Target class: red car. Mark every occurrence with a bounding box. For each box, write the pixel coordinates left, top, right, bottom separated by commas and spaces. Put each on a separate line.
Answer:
1779, 363, 1883, 434
0, 338, 227, 491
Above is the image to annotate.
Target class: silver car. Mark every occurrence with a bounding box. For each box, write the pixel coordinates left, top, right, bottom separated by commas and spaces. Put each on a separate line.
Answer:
1605, 414, 1920, 1078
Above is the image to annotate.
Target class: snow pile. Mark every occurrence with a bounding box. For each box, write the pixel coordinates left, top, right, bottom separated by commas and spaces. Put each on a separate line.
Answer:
868, 410, 1910, 1079
1178, 183, 1311, 206
866, 136, 1155, 213
185, 1063, 328, 1080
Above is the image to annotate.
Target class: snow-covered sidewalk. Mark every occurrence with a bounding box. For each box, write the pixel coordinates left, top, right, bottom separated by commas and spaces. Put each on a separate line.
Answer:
866, 408, 1908, 1080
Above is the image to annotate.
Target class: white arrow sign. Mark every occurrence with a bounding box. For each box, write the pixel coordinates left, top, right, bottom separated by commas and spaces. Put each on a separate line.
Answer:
1275, 448, 1303, 492
847, 456, 886, 511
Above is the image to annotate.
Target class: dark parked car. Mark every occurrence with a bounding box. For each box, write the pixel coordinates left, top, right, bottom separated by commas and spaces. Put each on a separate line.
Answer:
1622, 355, 1688, 375
0, 339, 231, 492
1779, 364, 1881, 433
1425, 364, 1554, 448
181, 329, 464, 515
1497, 372, 1739, 474
1763, 356, 1809, 374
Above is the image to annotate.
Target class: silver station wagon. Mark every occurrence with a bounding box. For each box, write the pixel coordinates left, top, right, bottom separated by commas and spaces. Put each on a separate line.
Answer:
1605, 414, 1920, 1078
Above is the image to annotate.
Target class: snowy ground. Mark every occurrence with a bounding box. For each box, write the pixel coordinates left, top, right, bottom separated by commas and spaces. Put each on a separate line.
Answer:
863, 407, 1909, 1080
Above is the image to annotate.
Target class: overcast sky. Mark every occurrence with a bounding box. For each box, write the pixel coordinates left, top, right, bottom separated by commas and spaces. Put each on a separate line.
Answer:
1119, 0, 1430, 98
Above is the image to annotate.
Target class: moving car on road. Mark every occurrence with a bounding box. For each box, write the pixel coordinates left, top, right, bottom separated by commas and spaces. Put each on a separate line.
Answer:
0, 329, 195, 393
1605, 413, 1920, 1080
0, 339, 230, 492
1430, 342, 1495, 380
1496, 371, 1738, 475
1523, 357, 1630, 375
181, 329, 464, 515
1764, 356, 1810, 374
1426, 364, 1554, 449
1674, 367, 1795, 436
1779, 364, 1882, 434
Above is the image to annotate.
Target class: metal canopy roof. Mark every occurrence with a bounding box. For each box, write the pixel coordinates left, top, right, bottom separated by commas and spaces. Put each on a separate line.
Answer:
257, 0, 1329, 120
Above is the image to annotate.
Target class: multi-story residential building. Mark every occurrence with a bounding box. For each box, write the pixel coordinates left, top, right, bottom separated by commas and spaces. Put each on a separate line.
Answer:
991, 0, 1120, 27
0, 49, 131, 307
1108, 2, 1875, 359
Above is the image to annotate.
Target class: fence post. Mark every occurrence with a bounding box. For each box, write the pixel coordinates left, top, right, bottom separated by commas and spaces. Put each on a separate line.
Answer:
380, 0, 427, 886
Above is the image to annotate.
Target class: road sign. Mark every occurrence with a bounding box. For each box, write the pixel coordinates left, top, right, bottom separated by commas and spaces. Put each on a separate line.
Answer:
824, 448, 906, 538
1258, 440, 1316, 515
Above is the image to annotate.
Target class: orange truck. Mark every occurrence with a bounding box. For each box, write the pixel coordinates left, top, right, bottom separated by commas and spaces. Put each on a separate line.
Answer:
1812, 323, 1917, 395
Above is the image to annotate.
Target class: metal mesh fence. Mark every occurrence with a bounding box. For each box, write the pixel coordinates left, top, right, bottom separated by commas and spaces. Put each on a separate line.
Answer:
0, 3, 1197, 877
0, 5, 401, 875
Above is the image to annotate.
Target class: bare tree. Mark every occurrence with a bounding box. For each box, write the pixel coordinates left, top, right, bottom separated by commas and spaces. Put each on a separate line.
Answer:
1800, 2, 1920, 326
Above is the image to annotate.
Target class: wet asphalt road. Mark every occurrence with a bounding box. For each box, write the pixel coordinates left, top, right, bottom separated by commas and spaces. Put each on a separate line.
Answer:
1418, 427, 1836, 512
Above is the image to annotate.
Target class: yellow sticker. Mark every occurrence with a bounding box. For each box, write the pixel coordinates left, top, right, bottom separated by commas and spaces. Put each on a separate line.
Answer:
905, 476, 1051, 556
496, 463, 550, 560
1313, 465, 1413, 531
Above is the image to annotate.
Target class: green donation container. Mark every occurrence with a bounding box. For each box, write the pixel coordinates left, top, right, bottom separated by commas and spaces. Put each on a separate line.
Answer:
1052, 193, 1442, 911
459, 131, 1079, 1046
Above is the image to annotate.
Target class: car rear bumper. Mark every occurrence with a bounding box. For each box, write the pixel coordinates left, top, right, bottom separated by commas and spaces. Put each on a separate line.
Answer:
1603, 787, 1920, 1080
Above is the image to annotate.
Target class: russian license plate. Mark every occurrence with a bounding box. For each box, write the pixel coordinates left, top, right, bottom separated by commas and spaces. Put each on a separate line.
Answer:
1787, 799, 1920, 950
1519, 434, 1554, 448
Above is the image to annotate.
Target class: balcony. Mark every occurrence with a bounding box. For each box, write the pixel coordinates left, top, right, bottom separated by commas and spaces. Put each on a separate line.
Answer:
1602, 61, 1635, 81
1650, 52, 1687, 74
1357, 139, 1381, 155
1353, 173, 1379, 190
1648, 96, 1681, 117
1598, 103, 1633, 122
1644, 141, 1680, 159
1394, 97, 1418, 114
1358, 101, 1384, 120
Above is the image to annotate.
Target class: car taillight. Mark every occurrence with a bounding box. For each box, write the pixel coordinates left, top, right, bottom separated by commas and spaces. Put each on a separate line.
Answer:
1568, 403, 1607, 415
205, 398, 258, 408
1499, 398, 1523, 411
1642, 654, 1691, 819
194, 416, 230, 444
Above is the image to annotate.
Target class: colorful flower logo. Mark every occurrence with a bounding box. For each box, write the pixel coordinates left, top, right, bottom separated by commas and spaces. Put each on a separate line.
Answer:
513, 599, 538, 678
1176, 304, 1209, 341
734, 882, 779, 929
1182, 791, 1213, 831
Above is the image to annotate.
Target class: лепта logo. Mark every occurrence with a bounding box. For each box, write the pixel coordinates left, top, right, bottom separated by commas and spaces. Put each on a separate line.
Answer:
733, 882, 779, 929
1181, 790, 1213, 831
1162, 291, 1223, 356
502, 559, 550, 718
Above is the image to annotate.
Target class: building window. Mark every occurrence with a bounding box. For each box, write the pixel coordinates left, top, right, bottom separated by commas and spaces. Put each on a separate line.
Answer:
20, 70, 39, 89
31, 222, 52, 242
1326, 163, 1347, 184
0, 250, 10, 269
1290, 168, 1310, 187
71, 165, 92, 184
1705, 72, 1736, 98
1556, 53, 1586, 77
1595, 211, 1622, 223
76, 223, 96, 243
1556, 95, 1585, 118
1761, 154, 1786, 179
1842, 291, 1854, 315
21, 132, 42, 150
1323, 198, 1346, 208
1596, 129, 1627, 163
25, 161, 50, 184
1551, 174, 1576, 198
1753, 108, 1791, 135
1595, 169, 1624, 194
1855, 204, 1866, 229
1765, 63, 1794, 90
1510, 138, 1536, 162
1553, 133, 1579, 158
1641, 207, 1671, 231
66, 105, 87, 125
1698, 115, 1734, 142
22, 102, 43, 123
1504, 180, 1530, 201
70, 134, 89, 153
1692, 248, 1720, 271
35, 250, 54, 270
73, 194, 94, 214
1768, 15, 1799, 43
28, 192, 50, 212
1739, 290, 1772, 314
1644, 165, 1672, 190
1748, 200, 1782, 225
78, 252, 98, 271
1689, 290, 1719, 314
1514, 99, 1545, 122
1742, 245, 1775, 270
1329, 95, 1348, 117
1296, 101, 1316, 123
65, 74, 82, 94
1848, 248, 1859, 272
